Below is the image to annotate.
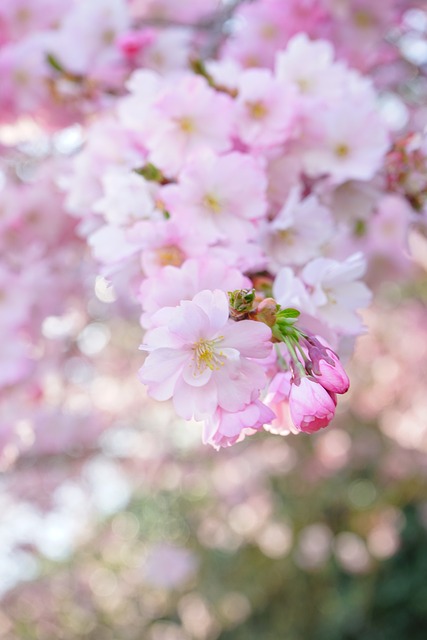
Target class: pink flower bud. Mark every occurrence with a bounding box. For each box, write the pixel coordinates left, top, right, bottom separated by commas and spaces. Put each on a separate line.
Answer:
313, 349, 350, 394
289, 377, 336, 434
116, 29, 156, 58
254, 297, 278, 327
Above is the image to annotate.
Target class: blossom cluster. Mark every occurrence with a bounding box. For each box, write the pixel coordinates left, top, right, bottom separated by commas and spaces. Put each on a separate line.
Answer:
62, 30, 397, 448
0, 154, 107, 466
2, 0, 427, 457
2, 0, 427, 620
139, 288, 351, 447
0, 0, 220, 125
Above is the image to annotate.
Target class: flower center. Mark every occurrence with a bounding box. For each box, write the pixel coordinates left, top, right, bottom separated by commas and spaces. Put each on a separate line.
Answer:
193, 337, 225, 372
324, 287, 337, 305
335, 143, 350, 158
247, 100, 268, 120
102, 29, 116, 45
203, 193, 222, 214
14, 69, 29, 86
17, 7, 31, 23
296, 77, 311, 93
178, 117, 195, 133
261, 24, 278, 40
354, 10, 374, 28
278, 228, 296, 245
156, 245, 185, 267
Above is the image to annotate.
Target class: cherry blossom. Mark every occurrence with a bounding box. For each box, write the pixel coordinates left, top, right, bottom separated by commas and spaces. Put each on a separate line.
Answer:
127, 73, 234, 175
235, 68, 297, 148
264, 188, 334, 268
162, 150, 268, 243
139, 257, 250, 328
301, 254, 373, 334
139, 289, 272, 421
2, 0, 425, 469
204, 400, 275, 449
2, 6, 427, 634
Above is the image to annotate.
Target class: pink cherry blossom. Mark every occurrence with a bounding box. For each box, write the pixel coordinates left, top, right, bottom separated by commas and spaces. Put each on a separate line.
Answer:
88, 224, 142, 268
116, 28, 156, 59
129, 0, 219, 22
139, 257, 250, 328
235, 68, 297, 148
263, 371, 297, 436
204, 399, 275, 450
93, 168, 157, 226
162, 150, 267, 243
139, 29, 192, 74
46, 0, 129, 81
301, 99, 390, 184
272, 267, 314, 312
139, 289, 272, 421
0, 0, 69, 41
3, 0, 422, 466
275, 34, 345, 101
130, 219, 195, 276
265, 187, 334, 268
301, 253, 372, 334
139, 74, 234, 175
222, 0, 289, 69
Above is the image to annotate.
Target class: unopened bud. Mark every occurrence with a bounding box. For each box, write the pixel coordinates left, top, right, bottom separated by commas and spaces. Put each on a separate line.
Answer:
228, 289, 256, 318
253, 297, 278, 327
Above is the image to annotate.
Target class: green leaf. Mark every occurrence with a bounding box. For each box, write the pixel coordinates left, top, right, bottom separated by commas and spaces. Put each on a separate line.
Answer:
278, 308, 300, 319
46, 53, 65, 73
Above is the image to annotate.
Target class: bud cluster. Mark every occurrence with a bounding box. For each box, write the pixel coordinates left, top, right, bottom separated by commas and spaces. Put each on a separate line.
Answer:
256, 296, 350, 435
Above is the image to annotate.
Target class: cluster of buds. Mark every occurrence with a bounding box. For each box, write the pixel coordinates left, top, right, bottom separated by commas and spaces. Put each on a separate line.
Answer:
385, 132, 427, 213
229, 290, 350, 435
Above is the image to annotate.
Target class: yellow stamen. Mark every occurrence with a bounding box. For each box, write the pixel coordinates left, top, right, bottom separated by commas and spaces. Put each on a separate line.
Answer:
16, 8, 31, 23
354, 10, 374, 28
156, 245, 185, 267
14, 69, 29, 86
325, 287, 337, 305
192, 337, 225, 373
178, 117, 195, 133
278, 229, 296, 245
296, 77, 311, 93
203, 193, 222, 214
335, 143, 350, 158
261, 24, 278, 40
102, 29, 116, 45
247, 100, 268, 120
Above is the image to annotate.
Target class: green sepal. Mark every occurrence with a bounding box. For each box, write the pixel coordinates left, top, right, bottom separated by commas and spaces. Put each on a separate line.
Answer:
133, 163, 165, 183
354, 219, 367, 237
228, 289, 256, 313
190, 58, 215, 87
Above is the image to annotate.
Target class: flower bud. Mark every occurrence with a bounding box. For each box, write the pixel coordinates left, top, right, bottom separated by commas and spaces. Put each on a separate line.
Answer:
228, 288, 255, 318
116, 29, 156, 58
289, 377, 336, 434
312, 349, 350, 394
253, 297, 278, 327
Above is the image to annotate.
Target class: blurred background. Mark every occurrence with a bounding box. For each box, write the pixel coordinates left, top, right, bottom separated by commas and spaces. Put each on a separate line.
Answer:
2, 1, 427, 638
